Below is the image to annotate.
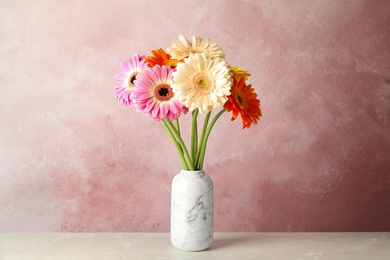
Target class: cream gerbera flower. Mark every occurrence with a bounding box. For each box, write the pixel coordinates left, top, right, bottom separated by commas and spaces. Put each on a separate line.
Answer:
172, 53, 232, 113
167, 35, 225, 61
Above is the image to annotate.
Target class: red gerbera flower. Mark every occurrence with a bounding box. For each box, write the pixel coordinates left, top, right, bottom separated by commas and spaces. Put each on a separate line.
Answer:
223, 76, 262, 129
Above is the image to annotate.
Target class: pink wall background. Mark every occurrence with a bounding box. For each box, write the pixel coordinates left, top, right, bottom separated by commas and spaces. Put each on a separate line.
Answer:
1, 0, 389, 232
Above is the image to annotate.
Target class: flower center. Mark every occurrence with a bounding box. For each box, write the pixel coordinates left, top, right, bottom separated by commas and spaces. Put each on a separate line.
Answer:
159, 88, 169, 96
199, 79, 207, 87
154, 84, 174, 102
237, 95, 243, 104
235, 91, 247, 109
128, 72, 138, 89
192, 72, 212, 95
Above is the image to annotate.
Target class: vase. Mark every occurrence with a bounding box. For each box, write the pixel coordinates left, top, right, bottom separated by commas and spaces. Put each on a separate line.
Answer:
170, 169, 214, 251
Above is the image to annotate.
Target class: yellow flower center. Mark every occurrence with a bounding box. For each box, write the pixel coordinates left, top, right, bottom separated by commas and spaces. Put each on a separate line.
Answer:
192, 72, 212, 95
154, 84, 174, 102
199, 79, 207, 87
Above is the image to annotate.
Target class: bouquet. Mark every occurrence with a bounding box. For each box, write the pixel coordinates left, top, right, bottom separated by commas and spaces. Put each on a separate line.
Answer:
114, 35, 262, 171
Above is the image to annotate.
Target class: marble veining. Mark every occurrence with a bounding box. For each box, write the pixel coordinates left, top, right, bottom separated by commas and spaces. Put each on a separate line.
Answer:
171, 170, 214, 251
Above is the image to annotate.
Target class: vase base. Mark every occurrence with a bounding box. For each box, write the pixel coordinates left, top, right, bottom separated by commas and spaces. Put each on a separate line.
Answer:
171, 241, 212, 252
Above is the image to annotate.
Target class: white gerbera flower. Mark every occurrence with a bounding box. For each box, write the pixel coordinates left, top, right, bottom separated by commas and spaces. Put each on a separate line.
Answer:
172, 53, 232, 113
167, 35, 225, 61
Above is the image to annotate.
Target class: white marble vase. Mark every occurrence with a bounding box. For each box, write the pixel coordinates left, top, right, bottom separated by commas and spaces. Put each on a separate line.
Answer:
170, 170, 214, 251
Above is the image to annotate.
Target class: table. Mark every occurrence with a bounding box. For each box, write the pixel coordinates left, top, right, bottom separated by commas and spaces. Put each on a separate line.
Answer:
0, 232, 389, 259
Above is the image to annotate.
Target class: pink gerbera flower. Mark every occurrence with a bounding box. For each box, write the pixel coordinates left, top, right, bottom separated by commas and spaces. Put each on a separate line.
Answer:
132, 65, 187, 122
115, 54, 147, 106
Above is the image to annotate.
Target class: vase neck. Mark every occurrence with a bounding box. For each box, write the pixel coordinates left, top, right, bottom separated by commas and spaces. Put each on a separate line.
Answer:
181, 169, 204, 173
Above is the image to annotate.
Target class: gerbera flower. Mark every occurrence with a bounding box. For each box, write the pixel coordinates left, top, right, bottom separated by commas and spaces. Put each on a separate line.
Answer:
144, 48, 179, 68
115, 54, 148, 106
172, 53, 232, 114
223, 76, 262, 129
167, 35, 225, 61
229, 66, 251, 80
132, 65, 187, 122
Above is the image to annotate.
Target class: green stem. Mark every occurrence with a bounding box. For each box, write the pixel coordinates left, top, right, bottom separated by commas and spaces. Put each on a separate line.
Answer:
191, 109, 199, 166
166, 120, 194, 171
162, 120, 189, 170
174, 118, 180, 135
199, 109, 226, 170
195, 111, 211, 169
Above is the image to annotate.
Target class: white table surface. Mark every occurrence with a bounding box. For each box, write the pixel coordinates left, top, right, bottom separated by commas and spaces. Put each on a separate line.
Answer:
0, 232, 389, 260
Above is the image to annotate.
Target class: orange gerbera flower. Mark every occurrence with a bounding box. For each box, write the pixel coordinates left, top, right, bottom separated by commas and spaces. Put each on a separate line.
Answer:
223, 76, 262, 129
144, 48, 179, 68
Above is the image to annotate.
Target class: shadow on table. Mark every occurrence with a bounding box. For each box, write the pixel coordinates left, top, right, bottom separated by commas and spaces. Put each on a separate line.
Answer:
210, 234, 264, 250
